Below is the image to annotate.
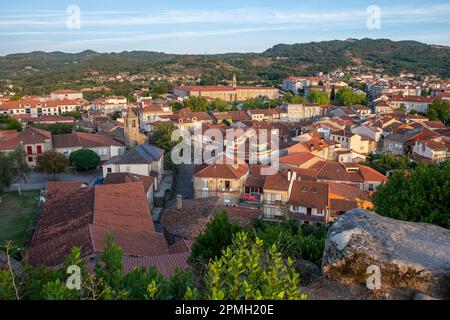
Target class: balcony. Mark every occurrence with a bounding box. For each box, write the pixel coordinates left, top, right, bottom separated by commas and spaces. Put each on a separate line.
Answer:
263, 200, 284, 206
240, 193, 262, 207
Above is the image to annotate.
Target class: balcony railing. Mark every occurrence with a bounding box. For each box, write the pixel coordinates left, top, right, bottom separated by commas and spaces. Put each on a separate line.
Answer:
240, 193, 262, 207
263, 200, 284, 206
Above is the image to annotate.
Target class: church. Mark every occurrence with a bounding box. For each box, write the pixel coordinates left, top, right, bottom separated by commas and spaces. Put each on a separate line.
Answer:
124, 108, 148, 148
173, 74, 280, 102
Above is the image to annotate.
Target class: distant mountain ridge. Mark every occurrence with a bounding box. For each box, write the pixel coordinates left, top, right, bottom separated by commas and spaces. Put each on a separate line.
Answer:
1, 39, 449, 93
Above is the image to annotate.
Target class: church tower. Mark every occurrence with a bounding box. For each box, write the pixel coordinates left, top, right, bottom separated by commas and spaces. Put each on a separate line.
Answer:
124, 109, 139, 149
232, 73, 237, 88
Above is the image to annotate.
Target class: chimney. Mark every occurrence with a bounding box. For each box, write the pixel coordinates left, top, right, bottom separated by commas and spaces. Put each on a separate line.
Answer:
176, 194, 183, 210
287, 170, 291, 181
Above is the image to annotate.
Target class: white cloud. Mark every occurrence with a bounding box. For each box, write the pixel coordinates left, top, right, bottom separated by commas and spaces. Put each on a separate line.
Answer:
0, 4, 449, 27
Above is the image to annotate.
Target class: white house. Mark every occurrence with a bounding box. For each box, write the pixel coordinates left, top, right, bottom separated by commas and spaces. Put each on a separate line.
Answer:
102, 144, 164, 185
52, 132, 126, 161
50, 90, 83, 100
412, 139, 449, 163
351, 125, 382, 142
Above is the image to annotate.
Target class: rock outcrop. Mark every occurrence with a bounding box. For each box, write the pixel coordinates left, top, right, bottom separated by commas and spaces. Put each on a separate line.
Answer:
322, 209, 450, 299
0, 250, 23, 278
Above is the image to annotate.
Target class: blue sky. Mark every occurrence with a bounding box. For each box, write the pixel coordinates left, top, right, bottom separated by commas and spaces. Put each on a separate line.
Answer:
0, 0, 449, 55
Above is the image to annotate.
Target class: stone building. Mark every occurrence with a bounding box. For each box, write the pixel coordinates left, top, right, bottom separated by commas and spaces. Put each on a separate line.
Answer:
124, 109, 147, 148
174, 75, 279, 102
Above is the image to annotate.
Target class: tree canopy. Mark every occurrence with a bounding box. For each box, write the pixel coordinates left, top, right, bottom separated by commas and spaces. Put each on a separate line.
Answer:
0, 148, 30, 198
0, 116, 22, 132
183, 96, 209, 112
282, 92, 308, 104
204, 231, 307, 300
1, 231, 307, 300
69, 149, 100, 171
189, 210, 242, 264
36, 150, 69, 179
209, 98, 231, 112
427, 98, 450, 124
335, 87, 368, 106
308, 90, 330, 105
372, 160, 450, 229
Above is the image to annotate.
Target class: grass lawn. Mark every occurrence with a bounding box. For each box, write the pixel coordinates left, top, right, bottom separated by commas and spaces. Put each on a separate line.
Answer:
0, 191, 39, 249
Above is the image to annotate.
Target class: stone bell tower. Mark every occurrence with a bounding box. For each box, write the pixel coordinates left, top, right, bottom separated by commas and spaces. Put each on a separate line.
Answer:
124, 109, 139, 148
232, 73, 237, 88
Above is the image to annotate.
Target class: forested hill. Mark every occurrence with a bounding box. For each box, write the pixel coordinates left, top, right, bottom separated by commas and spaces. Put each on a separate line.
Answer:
263, 38, 450, 78
1, 39, 449, 94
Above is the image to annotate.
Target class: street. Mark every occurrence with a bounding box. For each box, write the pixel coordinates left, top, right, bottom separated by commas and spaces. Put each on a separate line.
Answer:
8, 169, 101, 192
173, 164, 195, 199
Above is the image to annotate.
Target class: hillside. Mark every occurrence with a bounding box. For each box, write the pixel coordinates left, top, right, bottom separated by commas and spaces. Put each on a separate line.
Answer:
1, 38, 449, 94
263, 38, 450, 78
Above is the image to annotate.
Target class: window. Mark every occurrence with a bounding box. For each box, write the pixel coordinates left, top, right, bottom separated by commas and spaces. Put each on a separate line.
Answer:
202, 179, 208, 189
224, 194, 230, 203
26, 146, 33, 155
224, 180, 231, 191
37, 145, 42, 154
28, 157, 33, 162
107, 168, 112, 173
98, 148, 108, 156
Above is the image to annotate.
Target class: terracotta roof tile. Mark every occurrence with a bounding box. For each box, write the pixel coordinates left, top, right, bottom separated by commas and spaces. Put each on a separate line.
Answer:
27, 181, 166, 267
52, 132, 124, 149
90, 224, 167, 257
104, 172, 155, 194
279, 152, 317, 167
288, 181, 329, 210
94, 182, 155, 232
194, 158, 249, 180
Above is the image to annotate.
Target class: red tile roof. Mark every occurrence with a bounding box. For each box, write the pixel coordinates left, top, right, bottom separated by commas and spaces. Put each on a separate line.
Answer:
27, 186, 95, 266
194, 158, 249, 179
51, 90, 81, 94
356, 164, 388, 182
168, 239, 193, 254
288, 181, 329, 210
388, 94, 436, 103
46, 181, 88, 194
422, 120, 446, 129
52, 131, 124, 149
279, 152, 317, 167
171, 107, 212, 123
27, 181, 166, 267
120, 252, 190, 278
28, 115, 74, 123
290, 160, 387, 184
94, 182, 155, 232
213, 110, 251, 122
263, 169, 291, 191
176, 85, 276, 92
0, 127, 51, 151
104, 172, 155, 194
90, 224, 167, 257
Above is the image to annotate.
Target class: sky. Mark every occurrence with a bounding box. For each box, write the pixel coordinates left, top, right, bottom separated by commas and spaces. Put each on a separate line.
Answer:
0, 0, 449, 55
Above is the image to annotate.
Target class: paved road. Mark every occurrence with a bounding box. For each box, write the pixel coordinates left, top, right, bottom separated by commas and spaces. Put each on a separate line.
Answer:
173, 164, 195, 199
8, 169, 101, 192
